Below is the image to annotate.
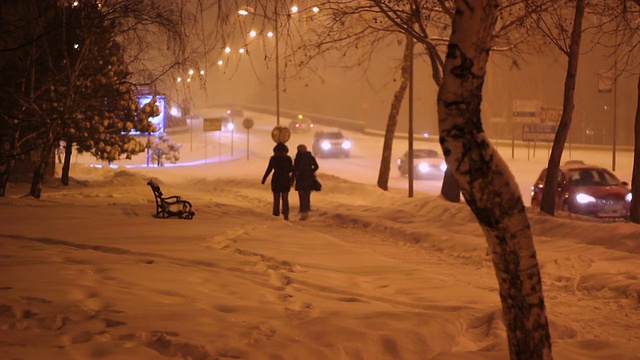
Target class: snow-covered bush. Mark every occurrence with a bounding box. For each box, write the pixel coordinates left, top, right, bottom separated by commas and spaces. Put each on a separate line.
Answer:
150, 133, 182, 166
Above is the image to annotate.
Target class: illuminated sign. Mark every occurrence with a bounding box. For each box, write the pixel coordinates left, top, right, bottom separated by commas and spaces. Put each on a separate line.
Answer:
137, 95, 166, 134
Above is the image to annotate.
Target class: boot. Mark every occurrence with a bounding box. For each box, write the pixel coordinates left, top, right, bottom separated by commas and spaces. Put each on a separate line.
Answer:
300, 212, 309, 221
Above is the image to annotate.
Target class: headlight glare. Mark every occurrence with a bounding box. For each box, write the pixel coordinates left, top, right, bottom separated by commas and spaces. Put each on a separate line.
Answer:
575, 193, 596, 204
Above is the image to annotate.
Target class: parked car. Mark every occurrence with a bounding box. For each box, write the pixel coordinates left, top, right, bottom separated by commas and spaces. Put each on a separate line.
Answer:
530, 161, 632, 219
397, 149, 447, 179
312, 130, 351, 158
288, 114, 314, 132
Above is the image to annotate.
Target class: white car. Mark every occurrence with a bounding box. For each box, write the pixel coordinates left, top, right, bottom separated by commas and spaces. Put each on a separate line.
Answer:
312, 130, 351, 158
397, 149, 447, 179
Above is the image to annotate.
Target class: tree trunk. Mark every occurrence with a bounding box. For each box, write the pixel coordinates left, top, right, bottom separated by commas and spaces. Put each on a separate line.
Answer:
0, 133, 22, 197
540, 0, 585, 216
438, 1, 552, 359
61, 140, 72, 186
630, 73, 640, 223
29, 141, 56, 199
377, 35, 413, 191
440, 168, 460, 202
0, 158, 16, 197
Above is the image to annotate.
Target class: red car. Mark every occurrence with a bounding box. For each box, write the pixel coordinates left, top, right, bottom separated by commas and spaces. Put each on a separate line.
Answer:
531, 161, 632, 219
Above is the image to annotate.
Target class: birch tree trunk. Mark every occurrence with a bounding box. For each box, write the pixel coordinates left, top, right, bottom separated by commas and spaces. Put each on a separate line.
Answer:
29, 140, 56, 199
437, 1, 552, 359
377, 35, 413, 191
540, 0, 585, 216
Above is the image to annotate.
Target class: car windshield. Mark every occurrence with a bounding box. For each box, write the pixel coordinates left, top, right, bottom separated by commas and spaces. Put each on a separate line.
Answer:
569, 168, 620, 186
410, 149, 440, 159
318, 132, 343, 140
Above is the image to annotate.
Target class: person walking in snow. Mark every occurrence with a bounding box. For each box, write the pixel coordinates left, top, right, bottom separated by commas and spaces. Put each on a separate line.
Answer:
292, 144, 319, 221
261, 142, 294, 220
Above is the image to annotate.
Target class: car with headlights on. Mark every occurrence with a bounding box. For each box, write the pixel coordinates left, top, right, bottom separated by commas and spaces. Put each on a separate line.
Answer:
312, 130, 351, 158
530, 161, 632, 219
288, 114, 314, 132
397, 149, 447, 179
219, 107, 245, 132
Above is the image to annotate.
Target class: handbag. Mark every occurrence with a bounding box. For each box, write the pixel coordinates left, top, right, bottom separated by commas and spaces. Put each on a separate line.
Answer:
312, 176, 322, 191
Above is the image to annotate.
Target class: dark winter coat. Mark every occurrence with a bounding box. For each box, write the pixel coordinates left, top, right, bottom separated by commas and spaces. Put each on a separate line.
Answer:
262, 154, 294, 192
293, 151, 319, 191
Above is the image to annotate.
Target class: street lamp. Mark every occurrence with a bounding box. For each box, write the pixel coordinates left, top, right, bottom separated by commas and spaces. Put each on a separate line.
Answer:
176, 68, 205, 84
176, 68, 205, 151
238, 4, 281, 126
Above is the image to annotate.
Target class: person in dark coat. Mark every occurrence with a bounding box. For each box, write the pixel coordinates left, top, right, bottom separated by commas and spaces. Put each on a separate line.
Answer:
261, 142, 294, 220
293, 144, 319, 220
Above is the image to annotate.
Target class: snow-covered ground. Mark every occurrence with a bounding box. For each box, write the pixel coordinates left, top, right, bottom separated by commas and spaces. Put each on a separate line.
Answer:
0, 108, 638, 359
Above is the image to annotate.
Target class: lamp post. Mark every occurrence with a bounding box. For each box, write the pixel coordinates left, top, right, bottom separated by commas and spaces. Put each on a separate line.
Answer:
176, 68, 205, 152
238, 4, 281, 126
275, 4, 280, 126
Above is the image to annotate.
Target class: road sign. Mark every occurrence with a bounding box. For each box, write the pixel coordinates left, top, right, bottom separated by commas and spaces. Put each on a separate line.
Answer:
203, 118, 222, 132
522, 124, 557, 142
271, 126, 290, 143
513, 99, 540, 123
243, 118, 254, 130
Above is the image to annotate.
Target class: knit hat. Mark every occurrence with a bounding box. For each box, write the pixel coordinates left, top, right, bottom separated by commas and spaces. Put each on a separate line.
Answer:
297, 144, 307, 152
273, 142, 288, 153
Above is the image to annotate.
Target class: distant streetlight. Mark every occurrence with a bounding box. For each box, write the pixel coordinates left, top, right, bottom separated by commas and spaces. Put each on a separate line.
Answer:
176, 68, 205, 84
238, 4, 281, 126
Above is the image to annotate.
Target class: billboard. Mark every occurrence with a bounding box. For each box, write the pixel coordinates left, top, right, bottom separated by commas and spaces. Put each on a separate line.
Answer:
522, 124, 557, 142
